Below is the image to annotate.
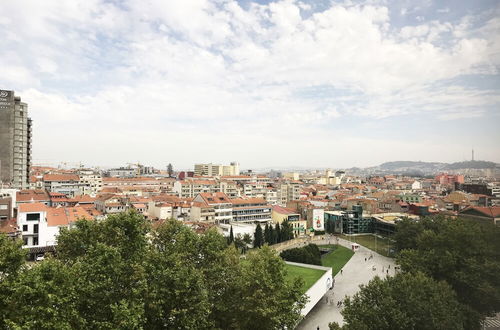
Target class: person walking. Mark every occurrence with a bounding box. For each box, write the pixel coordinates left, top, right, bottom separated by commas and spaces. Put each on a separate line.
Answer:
340, 269, 343, 275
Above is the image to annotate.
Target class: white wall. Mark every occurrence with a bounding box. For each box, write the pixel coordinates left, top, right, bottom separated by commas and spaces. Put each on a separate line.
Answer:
285, 261, 333, 316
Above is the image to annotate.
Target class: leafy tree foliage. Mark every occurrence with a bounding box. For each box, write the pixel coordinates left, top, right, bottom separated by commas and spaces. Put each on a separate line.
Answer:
264, 223, 271, 244
395, 216, 500, 328
275, 223, 281, 243
0, 234, 26, 277
167, 163, 173, 177
254, 223, 264, 248
239, 246, 307, 329
280, 244, 322, 265
329, 272, 465, 330
6, 258, 83, 329
281, 220, 295, 240
0, 235, 27, 327
1, 213, 307, 329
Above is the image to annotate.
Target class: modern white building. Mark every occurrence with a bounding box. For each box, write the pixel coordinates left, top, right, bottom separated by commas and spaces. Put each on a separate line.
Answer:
17, 203, 93, 250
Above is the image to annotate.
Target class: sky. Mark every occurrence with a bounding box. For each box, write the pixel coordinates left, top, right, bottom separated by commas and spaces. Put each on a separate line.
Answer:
1, 0, 499, 170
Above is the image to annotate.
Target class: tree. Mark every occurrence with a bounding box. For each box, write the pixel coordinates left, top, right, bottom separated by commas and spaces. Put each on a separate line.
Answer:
254, 223, 264, 248
0, 235, 27, 328
264, 223, 271, 244
56, 211, 150, 329
241, 233, 253, 253
167, 163, 173, 177
0, 213, 309, 329
5, 258, 84, 329
280, 244, 321, 265
238, 246, 307, 329
275, 223, 281, 243
331, 272, 465, 330
146, 220, 211, 329
0, 234, 26, 277
395, 216, 500, 328
393, 217, 424, 252
281, 220, 294, 241
234, 234, 252, 254
228, 225, 234, 245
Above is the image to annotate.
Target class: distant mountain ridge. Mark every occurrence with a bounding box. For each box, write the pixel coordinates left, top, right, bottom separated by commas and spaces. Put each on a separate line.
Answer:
371, 160, 499, 175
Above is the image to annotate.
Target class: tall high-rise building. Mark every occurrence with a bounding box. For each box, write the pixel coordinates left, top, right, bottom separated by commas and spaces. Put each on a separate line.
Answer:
0, 90, 32, 189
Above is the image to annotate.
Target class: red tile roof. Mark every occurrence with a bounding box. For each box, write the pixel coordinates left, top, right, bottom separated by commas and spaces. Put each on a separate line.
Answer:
16, 190, 50, 202
18, 203, 48, 213
43, 174, 80, 182
461, 206, 500, 218
272, 205, 299, 215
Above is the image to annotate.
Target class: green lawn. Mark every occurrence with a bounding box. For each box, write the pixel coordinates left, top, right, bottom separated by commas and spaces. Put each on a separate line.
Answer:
285, 264, 326, 294
339, 234, 394, 257
319, 245, 354, 275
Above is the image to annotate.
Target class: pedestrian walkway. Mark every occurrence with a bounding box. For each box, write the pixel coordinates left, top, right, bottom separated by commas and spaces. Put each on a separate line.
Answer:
296, 237, 396, 329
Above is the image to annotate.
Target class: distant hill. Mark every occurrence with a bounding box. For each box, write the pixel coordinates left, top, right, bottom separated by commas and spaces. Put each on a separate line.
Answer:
444, 161, 498, 170
366, 160, 499, 175
379, 161, 445, 170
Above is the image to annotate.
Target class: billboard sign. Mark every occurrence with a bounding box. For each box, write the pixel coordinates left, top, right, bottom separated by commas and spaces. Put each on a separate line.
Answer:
313, 209, 325, 231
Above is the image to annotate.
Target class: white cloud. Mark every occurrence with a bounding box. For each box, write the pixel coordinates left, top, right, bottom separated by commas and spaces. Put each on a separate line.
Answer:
1, 0, 499, 167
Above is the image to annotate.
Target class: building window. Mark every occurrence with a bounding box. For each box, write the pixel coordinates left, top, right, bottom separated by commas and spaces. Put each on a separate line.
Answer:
33, 224, 39, 234
23, 237, 28, 245
26, 213, 40, 221
33, 237, 38, 246
23, 225, 28, 232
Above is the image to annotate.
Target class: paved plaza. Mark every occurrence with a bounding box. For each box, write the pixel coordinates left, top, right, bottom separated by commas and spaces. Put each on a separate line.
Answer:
296, 237, 396, 330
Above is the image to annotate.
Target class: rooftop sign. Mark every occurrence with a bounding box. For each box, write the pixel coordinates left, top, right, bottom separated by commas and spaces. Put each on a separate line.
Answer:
0, 90, 13, 109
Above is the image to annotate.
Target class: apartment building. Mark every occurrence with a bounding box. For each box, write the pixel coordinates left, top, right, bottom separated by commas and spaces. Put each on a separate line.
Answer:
78, 169, 103, 196
194, 162, 240, 176
219, 180, 239, 198
173, 179, 219, 198
0, 195, 13, 224
148, 201, 173, 220
193, 192, 232, 224
95, 194, 129, 214
43, 174, 86, 198
277, 182, 301, 206
271, 205, 305, 237
190, 202, 215, 223
231, 197, 272, 223
0, 90, 32, 189
18, 203, 93, 253
107, 167, 136, 177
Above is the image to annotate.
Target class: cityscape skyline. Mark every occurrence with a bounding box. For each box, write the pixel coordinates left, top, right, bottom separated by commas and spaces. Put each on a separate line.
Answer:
1, 0, 499, 169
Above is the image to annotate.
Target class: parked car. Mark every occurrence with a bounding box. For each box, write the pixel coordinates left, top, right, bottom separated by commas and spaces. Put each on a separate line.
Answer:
35, 254, 45, 262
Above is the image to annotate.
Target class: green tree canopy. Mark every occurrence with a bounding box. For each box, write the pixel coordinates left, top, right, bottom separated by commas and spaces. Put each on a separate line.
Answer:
0, 213, 307, 329
395, 216, 500, 328
331, 272, 465, 330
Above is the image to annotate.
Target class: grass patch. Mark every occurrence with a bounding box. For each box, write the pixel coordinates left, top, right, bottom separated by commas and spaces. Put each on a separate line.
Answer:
320, 245, 354, 275
339, 234, 394, 257
285, 264, 326, 294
